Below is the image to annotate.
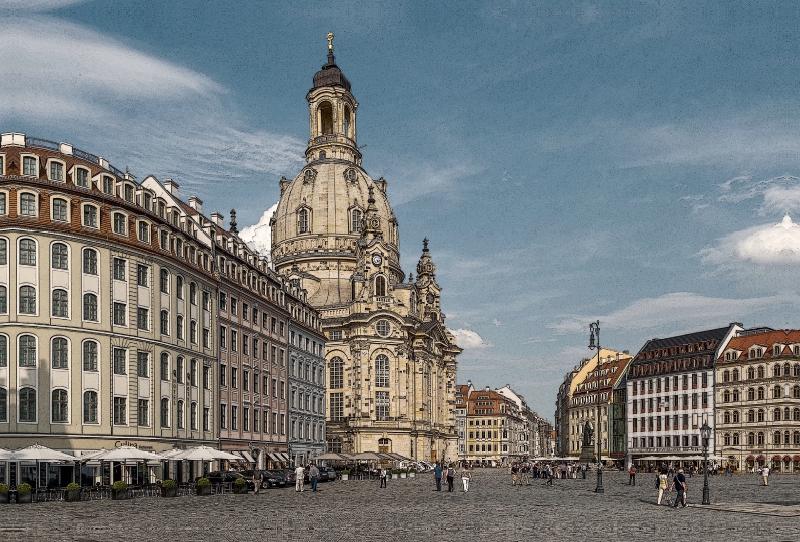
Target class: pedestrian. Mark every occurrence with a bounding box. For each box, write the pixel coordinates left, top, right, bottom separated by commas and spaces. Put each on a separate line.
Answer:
761, 465, 770, 486
510, 463, 519, 486
379, 467, 387, 488
520, 462, 531, 485
669, 468, 687, 508
545, 464, 554, 486
656, 468, 668, 505
253, 470, 263, 495
294, 464, 305, 492
434, 462, 443, 491
629, 464, 636, 486
581, 464, 587, 479
310, 463, 320, 492
446, 463, 456, 492
461, 464, 472, 492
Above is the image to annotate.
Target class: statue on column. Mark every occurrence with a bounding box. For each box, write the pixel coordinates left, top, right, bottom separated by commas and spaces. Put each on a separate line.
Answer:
583, 420, 594, 446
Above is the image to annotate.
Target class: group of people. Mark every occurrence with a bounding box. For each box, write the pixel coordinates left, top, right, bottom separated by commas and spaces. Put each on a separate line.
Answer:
432, 462, 473, 492
252, 463, 321, 494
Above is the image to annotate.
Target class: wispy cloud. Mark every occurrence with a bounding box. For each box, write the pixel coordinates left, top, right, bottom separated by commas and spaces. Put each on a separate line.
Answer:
0, 0, 89, 12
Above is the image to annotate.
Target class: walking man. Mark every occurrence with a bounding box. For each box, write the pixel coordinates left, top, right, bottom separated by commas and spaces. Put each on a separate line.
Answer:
669, 468, 687, 508
310, 463, 320, 492
629, 464, 637, 486
446, 464, 456, 492
379, 467, 387, 488
434, 463, 443, 491
545, 464, 554, 486
761, 465, 770, 486
510, 463, 519, 486
520, 461, 531, 486
253, 470, 263, 495
294, 464, 306, 492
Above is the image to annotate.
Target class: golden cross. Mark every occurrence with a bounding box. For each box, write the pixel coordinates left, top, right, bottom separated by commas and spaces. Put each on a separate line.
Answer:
327, 32, 334, 52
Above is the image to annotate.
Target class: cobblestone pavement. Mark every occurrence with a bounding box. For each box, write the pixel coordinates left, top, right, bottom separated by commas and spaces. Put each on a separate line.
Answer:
2, 470, 799, 541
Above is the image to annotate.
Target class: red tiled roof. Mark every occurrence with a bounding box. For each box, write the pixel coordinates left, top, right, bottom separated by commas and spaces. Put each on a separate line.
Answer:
717, 329, 800, 364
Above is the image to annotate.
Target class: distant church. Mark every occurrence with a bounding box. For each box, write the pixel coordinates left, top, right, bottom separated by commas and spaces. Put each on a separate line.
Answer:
269, 35, 461, 462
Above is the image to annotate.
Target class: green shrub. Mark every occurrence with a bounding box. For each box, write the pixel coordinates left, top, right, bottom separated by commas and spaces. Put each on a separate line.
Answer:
196, 478, 211, 487
65, 483, 80, 491
341, 470, 350, 475
0, 483, 9, 493
17, 483, 32, 493
234, 477, 246, 485
409, 469, 417, 473
392, 469, 401, 474
161, 479, 176, 489
112, 481, 127, 491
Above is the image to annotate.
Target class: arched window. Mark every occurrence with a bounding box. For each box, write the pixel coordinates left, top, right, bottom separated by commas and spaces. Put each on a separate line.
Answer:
747, 367, 754, 379
83, 391, 98, 423
298, 209, 309, 233
747, 388, 755, 401
0, 336, 6, 367
757, 387, 764, 400
351, 209, 362, 233
83, 248, 97, 274
51, 337, 68, 369
773, 431, 781, 445
19, 286, 36, 314
722, 390, 730, 403
18, 335, 36, 366
177, 400, 184, 429
52, 289, 68, 317
176, 315, 184, 340
344, 105, 352, 138
190, 320, 197, 344
0, 239, 5, 265
732, 410, 740, 423
0, 388, 7, 422
52, 389, 68, 422
375, 354, 389, 387
732, 369, 739, 381
747, 409, 755, 423
732, 433, 740, 446
190, 282, 197, 305
329, 357, 343, 389
83, 293, 98, 321
19, 388, 36, 421
795, 432, 800, 446
319, 101, 333, 134
773, 364, 781, 377
375, 276, 386, 297
773, 385, 782, 399
176, 276, 184, 299
794, 364, 800, 377
723, 411, 731, 424
51, 243, 68, 269
757, 409, 764, 422
794, 385, 800, 399
785, 363, 792, 376
747, 432, 755, 446
722, 370, 730, 382
723, 433, 730, 446
774, 408, 781, 421
757, 366, 765, 379
19, 193, 37, 215
190, 359, 198, 386
785, 430, 791, 444
160, 310, 169, 335
0, 285, 6, 314
160, 269, 169, 293
160, 398, 169, 427
83, 341, 98, 371
732, 389, 740, 402
20, 239, 36, 265
52, 198, 68, 221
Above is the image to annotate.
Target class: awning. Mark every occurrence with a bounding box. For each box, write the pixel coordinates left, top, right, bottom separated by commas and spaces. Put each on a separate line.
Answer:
783, 456, 791, 461
746, 456, 755, 461
793, 456, 800, 461
242, 451, 256, 464
267, 453, 281, 462
756, 455, 765, 461
279, 453, 290, 462
773, 455, 781, 461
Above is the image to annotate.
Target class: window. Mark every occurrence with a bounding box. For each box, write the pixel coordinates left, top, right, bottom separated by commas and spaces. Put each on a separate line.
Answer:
83, 293, 98, 321
21, 156, 37, 176
75, 168, 89, 187
375, 354, 389, 387
84, 391, 98, 423
231, 367, 238, 389
137, 264, 148, 287
103, 176, 114, 195
177, 400, 185, 429
18, 335, 36, 366
203, 365, 210, 389
190, 402, 197, 430
231, 330, 237, 352
51, 337, 68, 368
160, 230, 168, 251
231, 298, 237, 315
52, 389, 68, 422
114, 397, 128, 425
137, 221, 149, 243
52, 198, 68, 221
0, 239, 5, 265
19, 286, 36, 314
376, 391, 389, 420
137, 352, 149, 377
375, 319, 390, 337
113, 258, 126, 281
83, 249, 97, 274
351, 209, 362, 232
138, 399, 149, 426
298, 209, 309, 233
113, 212, 126, 235
113, 302, 126, 325
123, 184, 133, 202
160, 398, 169, 427
177, 315, 184, 340
160, 353, 169, 381
176, 357, 184, 383
83, 205, 98, 227
231, 405, 237, 430
203, 328, 210, 349
19, 388, 36, 422
0, 286, 5, 314
190, 359, 197, 386
189, 282, 197, 305
330, 392, 344, 421
137, 307, 149, 330
52, 289, 68, 317
20, 239, 36, 265
160, 310, 169, 335
0, 193, 4, 216
757, 387, 764, 400
0, 336, 7, 367
20, 193, 36, 215
50, 161, 64, 181
773, 385, 782, 399
113, 348, 126, 374
203, 291, 210, 311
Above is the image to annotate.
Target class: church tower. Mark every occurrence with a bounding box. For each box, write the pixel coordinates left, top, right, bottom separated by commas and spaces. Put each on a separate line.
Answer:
270, 35, 461, 462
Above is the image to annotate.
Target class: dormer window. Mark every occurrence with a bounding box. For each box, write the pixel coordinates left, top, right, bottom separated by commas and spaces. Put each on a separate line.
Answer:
22, 156, 37, 176
124, 184, 134, 202
102, 176, 114, 195
774, 345, 781, 356
49, 162, 64, 181
298, 209, 309, 233
75, 168, 89, 187
113, 212, 127, 235
19, 193, 37, 216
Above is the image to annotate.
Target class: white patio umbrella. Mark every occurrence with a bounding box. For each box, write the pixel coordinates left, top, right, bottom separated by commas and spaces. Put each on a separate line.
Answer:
87, 446, 162, 462
172, 446, 240, 462
11, 444, 76, 462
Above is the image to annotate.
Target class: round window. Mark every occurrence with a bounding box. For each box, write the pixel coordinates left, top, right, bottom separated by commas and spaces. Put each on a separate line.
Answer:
375, 320, 391, 337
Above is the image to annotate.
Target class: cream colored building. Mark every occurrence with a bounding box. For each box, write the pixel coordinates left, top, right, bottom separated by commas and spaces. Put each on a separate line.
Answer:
270, 40, 461, 462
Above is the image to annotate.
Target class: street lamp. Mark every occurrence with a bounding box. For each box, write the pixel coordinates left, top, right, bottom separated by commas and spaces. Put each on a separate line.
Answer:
588, 320, 604, 493
701, 422, 711, 505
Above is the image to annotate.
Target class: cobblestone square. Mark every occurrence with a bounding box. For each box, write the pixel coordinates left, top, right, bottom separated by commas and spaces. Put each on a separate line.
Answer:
2, 470, 799, 541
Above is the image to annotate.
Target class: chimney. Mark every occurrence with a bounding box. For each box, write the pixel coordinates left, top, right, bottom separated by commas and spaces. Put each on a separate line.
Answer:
211, 212, 224, 227
189, 196, 203, 214
163, 179, 180, 198
623, 350, 629, 354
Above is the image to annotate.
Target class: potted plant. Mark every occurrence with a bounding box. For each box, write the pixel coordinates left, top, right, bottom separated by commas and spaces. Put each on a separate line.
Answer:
196, 477, 211, 496
17, 483, 33, 504
341, 469, 350, 481
64, 483, 81, 502
400, 469, 407, 479
111, 481, 128, 500
0, 483, 8, 504
233, 477, 248, 494
409, 468, 417, 479
392, 469, 401, 480
161, 479, 177, 498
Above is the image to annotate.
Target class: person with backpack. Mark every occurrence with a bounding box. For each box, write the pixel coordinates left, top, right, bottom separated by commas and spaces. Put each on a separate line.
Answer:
446, 464, 456, 492
433, 462, 443, 491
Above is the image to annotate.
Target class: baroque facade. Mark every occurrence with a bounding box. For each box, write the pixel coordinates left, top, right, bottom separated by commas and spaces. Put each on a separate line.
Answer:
270, 41, 461, 462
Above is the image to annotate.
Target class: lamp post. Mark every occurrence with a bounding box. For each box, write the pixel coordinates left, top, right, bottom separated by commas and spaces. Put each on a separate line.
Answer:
588, 320, 604, 493
701, 422, 711, 505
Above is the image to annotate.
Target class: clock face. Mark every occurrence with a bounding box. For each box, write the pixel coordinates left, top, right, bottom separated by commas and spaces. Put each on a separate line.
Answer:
372, 254, 383, 266
426, 293, 434, 304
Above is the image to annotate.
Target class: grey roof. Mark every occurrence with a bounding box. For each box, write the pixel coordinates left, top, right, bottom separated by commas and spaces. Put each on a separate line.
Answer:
631, 325, 731, 366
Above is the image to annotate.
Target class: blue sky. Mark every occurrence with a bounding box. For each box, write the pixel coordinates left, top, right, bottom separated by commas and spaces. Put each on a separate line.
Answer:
1, 0, 799, 418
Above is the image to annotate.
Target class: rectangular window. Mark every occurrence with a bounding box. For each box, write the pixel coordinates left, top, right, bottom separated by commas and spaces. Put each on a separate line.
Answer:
138, 221, 149, 243
160, 231, 169, 251
376, 391, 389, 421
113, 258, 126, 281
113, 348, 127, 374
83, 205, 97, 227
219, 292, 227, 311
124, 185, 133, 202
23, 156, 37, 176
137, 264, 148, 287
231, 406, 238, 430
252, 338, 259, 359
243, 408, 249, 431
220, 404, 227, 429
161, 356, 169, 380
137, 352, 149, 377
137, 307, 149, 330
203, 328, 210, 349
0, 193, 5, 216
203, 291, 210, 311
113, 302, 126, 326
231, 330, 237, 352
242, 334, 249, 356
281, 413, 285, 435
203, 407, 210, 432
137, 399, 149, 426
50, 162, 63, 181
242, 303, 249, 321
231, 367, 238, 389
52, 198, 67, 221
75, 168, 89, 187
330, 392, 344, 421
243, 370, 250, 392
273, 378, 277, 397
220, 326, 226, 349
273, 412, 278, 434
203, 365, 211, 389
113, 213, 126, 235
220, 364, 227, 387
103, 176, 114, 195
113, 397, 126, 425
231, 298, 237, 315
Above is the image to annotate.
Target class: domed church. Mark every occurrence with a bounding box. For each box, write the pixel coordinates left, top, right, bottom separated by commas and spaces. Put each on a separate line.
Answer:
270, 35, 461, 462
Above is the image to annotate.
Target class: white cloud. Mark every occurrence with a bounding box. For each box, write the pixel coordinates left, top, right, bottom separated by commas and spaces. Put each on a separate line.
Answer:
239, 203, 278, 262
492, 319, 502, 326
448, 328, 493, 350
0, 0, 88, 11
550, 292, 790, 335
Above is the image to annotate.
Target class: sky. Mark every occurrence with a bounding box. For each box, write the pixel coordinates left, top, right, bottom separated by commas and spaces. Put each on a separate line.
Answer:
1, 0, 799, 419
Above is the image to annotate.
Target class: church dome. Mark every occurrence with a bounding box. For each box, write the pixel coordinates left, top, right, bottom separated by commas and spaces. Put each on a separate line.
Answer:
312, 53, 351, 92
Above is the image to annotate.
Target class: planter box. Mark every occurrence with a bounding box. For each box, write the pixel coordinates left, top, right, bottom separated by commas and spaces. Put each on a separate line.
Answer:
17, 492, 32, 504
233, 484, 248, 494
409, 472, 416, 478
111, 489, 128, 500
392, 474, 399, 480
196, 485, 211, 496
0, 492, 8, 504
161, 486, 177, 498
64, 489, 81, 502
341, 474, 349, 481
400, 472, 407, 479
